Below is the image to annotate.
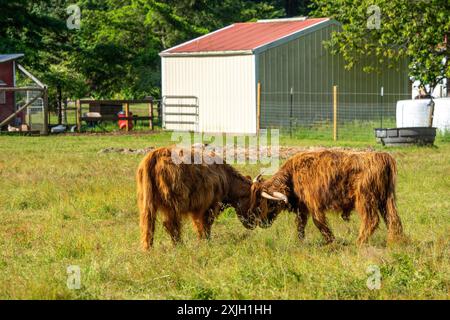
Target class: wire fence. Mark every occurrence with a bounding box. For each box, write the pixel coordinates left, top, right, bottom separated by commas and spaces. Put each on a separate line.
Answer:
14, 90, 46, 134
260, 89, 412, 141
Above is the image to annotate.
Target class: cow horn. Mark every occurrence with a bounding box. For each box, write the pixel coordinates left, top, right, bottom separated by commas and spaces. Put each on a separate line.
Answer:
253, 174, 263, 183
261, 191, 283, 201
273, 192, 288, 204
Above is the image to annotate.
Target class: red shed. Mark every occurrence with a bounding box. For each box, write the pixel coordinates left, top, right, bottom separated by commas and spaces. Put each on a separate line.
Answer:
0, 54, 24, 124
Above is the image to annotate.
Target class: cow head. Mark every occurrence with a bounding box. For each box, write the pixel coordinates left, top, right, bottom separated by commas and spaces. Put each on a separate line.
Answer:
231, 175, 259, 230
249, 174, 288, 228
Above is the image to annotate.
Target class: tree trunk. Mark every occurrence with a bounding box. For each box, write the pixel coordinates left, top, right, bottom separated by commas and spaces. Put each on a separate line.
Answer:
57, 84, 62, 125
285, 0, 298, 17
428, 98, 435, 128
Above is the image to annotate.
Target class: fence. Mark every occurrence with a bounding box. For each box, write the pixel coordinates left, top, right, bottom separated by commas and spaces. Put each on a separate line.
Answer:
260, 86, 413, 141
45, 99, 163, 132
11, 89, 48, 134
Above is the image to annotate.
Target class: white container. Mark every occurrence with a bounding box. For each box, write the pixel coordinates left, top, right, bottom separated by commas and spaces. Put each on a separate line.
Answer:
396, 99, 450, 133
434, 98, 450, 133
396, 99, 432, 128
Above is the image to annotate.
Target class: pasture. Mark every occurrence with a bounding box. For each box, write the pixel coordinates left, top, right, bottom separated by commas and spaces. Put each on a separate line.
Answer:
0, 132, 449, 299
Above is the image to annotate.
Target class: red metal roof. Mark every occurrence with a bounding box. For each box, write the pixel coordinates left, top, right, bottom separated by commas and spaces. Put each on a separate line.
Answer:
165, 18, 329, 54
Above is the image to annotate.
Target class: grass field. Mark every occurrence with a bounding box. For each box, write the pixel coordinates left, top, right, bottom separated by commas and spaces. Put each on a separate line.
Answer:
0, 131, 449, 299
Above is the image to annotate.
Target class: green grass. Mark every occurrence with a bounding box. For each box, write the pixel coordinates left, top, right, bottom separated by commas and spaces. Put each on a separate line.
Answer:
0, 132, 449, 299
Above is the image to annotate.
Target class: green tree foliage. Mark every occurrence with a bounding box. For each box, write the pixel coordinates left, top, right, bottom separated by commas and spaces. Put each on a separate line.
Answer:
0, 0, 314, 101
314, 0, 450, 94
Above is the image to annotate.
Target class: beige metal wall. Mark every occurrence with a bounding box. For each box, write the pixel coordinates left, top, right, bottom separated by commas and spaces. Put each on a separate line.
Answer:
162, 55, 256, 134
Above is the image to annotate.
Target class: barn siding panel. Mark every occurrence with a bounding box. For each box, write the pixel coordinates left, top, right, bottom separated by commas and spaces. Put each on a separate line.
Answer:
257, 23, 411, 129
162, 55, 256, 134
0, 61, 15, 123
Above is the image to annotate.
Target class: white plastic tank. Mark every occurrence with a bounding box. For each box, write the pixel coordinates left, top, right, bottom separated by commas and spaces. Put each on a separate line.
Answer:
396, 99, 432, 128
433, 98, 450, 133
396, 99, 450, 133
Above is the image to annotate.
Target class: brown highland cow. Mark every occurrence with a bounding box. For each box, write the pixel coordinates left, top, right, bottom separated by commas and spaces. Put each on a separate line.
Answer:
250, 150, 404, 245
136, 146, 255, 250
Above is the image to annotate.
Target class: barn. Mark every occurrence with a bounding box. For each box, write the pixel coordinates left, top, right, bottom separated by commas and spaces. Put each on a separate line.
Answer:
160, 17, 410, 134
0, 54, 23, 126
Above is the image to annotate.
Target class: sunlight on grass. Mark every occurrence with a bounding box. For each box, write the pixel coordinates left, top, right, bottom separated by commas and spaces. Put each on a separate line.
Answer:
0, 132, 449, 299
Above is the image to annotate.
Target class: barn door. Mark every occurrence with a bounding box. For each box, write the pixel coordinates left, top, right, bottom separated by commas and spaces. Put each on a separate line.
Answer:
162, 96, 199, 132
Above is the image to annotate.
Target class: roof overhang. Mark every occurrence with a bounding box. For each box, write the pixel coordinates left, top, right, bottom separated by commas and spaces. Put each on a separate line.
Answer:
253, 19, 339, 55
0, 53, 24, 63
160, 50, 254, 57
159, 19, 340, 58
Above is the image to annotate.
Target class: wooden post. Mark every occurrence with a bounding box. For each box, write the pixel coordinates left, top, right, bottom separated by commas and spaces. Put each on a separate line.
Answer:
62, 99, 68, 125
257, 82, 261, 136
333, 85, 338, 141
124, 102, 130, 132
42, 88, 49, 135
76, 99, 81, 132
149, 99, 154, 130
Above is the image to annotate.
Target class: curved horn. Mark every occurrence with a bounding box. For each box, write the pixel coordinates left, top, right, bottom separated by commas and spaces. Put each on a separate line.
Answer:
273, 192, 288, 204
261, 191, 283, 201
253, 174, 262, 183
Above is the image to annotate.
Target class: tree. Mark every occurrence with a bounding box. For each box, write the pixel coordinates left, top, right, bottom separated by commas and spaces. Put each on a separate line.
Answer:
280, 0, 312, 17
71, 0, 285, 98
313, 0, 450, 95
1, 0, 302, 100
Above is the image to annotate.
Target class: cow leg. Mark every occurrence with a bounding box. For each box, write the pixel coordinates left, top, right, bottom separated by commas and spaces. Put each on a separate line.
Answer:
193, 206, 219, 240
378, 194, 403, 243
355, 197, 380, 245
311, 210, 335, 244
295, 209, 309, 241
140, 205, 157, 251
192, 213, 210, 240
162, 213, 182, 245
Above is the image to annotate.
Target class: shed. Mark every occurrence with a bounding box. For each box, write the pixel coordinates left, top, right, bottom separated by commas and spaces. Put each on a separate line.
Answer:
0, 54, 23, 124
160, 17, 410, 134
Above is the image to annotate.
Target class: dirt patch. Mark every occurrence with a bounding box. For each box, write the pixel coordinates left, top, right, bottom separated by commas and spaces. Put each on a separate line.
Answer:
98, 147, 155, 155
63, 130, 163, 137
279, 146, 376, 159
98, 145, 376, 159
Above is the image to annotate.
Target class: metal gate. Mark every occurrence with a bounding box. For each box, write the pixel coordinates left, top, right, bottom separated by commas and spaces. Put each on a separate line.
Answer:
162, 96, 199, 132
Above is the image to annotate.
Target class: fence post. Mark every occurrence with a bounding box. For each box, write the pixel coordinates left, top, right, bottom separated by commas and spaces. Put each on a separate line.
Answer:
333, 85, 338, 141
124, 102, 130, 132
43, 88, 49, 135
149, 98, 154, 130
76, 99, 81, 132
257, 82, 261, 136
380, 86, 384, 129
62, 99, 68, 125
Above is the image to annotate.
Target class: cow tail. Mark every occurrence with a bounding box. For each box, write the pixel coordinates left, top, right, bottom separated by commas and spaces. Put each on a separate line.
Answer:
384, 154, 404, 242
137, 152, 158, 251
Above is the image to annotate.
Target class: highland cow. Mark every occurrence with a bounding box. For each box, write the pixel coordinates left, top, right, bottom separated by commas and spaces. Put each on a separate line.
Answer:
250, 150, 404, 245
136, 146, 255, 250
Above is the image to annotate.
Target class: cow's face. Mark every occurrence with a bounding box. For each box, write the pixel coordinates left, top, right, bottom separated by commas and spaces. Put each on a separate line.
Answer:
249, 178, 287, 228
233, 176, 258, 230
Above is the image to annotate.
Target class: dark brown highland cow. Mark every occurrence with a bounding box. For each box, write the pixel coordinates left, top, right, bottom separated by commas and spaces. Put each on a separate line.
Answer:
250, 150, 404, 245
137, 147, 255, 250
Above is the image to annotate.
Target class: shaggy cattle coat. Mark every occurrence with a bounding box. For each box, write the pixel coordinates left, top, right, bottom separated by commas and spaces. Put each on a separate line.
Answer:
137, 147, 254, 250
250, 150, 404, 245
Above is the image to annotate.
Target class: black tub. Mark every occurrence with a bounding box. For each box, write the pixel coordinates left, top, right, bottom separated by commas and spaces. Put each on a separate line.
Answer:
374, 127, 436, 146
